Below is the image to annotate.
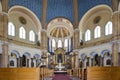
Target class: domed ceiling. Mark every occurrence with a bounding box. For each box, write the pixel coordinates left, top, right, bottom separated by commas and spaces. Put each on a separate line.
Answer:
47, 18, 74, 39
50, 27, 70, 38
9, 0, 112, 23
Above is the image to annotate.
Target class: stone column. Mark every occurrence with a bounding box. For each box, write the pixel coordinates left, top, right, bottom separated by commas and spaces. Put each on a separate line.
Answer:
91, 58, 93, 66
73, 0, 78, 28
112, 0, 119, 11
2, 43, 8, 67
87, 57, 89, 67
17, 58, 20, 67
31, 58, 34, 67
27, 59, 29, 67
71, 53, 75, 68
0, 0, 8, 38
112, 42, 119, 66
98, 56, 101, 66
101, 57, 104, 66
112, 12, 119, 66
41, 30, 47, 49
42, 0, 48, 29
0, 54, 2, 67
75, 53, 79, 68
1, 0, 8, 12
73, 29, 79, 49
20, 57, 22, 67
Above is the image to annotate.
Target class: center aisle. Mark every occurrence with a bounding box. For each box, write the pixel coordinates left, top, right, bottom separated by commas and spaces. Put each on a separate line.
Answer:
52, 74, 72, 80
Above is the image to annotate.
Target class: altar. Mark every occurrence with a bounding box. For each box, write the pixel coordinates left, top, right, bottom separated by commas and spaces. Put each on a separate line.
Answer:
54, 63, 67, 74
54, 70, 67, 74
55, 62, 66, 70
48, 48, 72, 71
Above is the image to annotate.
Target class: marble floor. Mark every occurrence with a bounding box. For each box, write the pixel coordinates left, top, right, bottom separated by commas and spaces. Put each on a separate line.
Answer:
43, 74, 80, 80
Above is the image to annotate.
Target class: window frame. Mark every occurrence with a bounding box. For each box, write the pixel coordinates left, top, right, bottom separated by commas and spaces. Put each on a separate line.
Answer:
85, 29, 91, 41
19, 26, 26, 39
8, 22, 15, 36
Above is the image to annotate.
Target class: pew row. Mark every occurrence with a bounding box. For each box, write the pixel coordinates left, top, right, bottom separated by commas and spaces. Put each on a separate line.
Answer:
87, 67, 120, 80
0, 68, 40, 80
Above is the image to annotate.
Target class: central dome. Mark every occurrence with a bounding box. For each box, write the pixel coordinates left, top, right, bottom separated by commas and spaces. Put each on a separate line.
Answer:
50, 27, 70, 38
47, 18, 74, 39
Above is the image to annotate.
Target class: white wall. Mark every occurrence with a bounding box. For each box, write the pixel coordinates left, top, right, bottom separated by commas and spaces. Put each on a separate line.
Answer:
79, 42, 113, 58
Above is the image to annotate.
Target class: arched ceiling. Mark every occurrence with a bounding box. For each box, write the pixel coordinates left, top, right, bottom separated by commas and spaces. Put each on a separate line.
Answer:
47, 18, 74, 39
9, 0, 112, 23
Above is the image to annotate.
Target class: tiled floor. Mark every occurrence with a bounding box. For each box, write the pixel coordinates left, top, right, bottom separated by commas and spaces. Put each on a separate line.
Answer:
43, 75, 80, 80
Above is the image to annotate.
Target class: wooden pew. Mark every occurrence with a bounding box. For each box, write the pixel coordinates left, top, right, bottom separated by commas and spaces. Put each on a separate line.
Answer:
0, 68, 40, 80
87, 67, 120, 80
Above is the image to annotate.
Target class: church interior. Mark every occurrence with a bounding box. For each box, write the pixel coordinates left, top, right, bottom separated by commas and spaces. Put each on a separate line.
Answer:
0, 0, 120, 80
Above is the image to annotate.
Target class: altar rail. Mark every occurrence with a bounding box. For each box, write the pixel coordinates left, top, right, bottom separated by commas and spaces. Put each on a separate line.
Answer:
87, 67, 120, 80
0, 68, 40, 80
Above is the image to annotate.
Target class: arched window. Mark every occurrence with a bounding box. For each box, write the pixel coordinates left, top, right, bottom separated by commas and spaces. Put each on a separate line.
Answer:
8, 22, 15, 36
58, 40, 62, 48
22, 55, 26, 67
118, 1, 120, 11
29, 30, 35, 42
0, 1, 2, 12
52, 39, 56, 47
19, 27, 26, 39
10, 60, 14, 66
85, 29, 91, 41
94, 26, 101, 38
64, 39, 68, 47
105, 21, 112, 35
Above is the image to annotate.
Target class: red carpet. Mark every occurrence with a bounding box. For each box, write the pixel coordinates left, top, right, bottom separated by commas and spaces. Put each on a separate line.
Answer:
52, 74, 72, 80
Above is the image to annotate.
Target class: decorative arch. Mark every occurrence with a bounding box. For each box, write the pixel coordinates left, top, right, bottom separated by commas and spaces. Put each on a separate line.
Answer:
22, 52, 31, 67
8, 6, 42, 30
80, 53, 87, 68
47, 17, 74, 39
34, 54, 41, 59
11, 50, 20, 58
79, 5, 113, 30
78, 5, 113, 42
23, 52, 31, 59
80, 53, 87, 61
101, 49, 110, 57
90, 52, 99, 66
33, 54, 41, 67
101, 49, 111, 66
8, 6, 42, 42
90, 52, 98, 58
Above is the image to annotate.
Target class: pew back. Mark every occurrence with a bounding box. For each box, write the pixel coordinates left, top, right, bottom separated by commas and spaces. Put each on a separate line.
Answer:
87, 67, 120, 80
0, 68, 40, 80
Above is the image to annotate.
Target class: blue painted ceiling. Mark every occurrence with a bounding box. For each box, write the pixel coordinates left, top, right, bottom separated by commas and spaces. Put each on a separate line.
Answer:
78, 0, 112, 20
46, 0, 74, 23
8, 0, 112, 23
9, 0, 43, 21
